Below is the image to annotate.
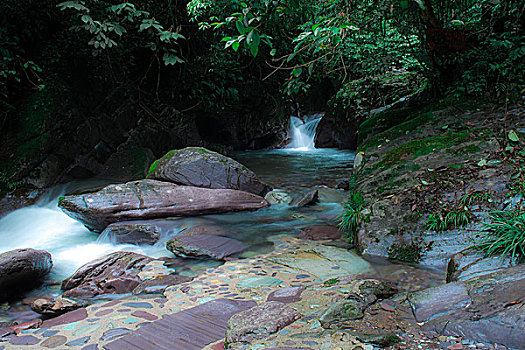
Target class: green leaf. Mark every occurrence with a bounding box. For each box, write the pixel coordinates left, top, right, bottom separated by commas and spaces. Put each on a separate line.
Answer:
235, 21, 246, 34
270, 48, 276, 56
232, 41, 240, 51
478, 158, 487, 167
250, 44, 258, 57
508, 130, 520, 142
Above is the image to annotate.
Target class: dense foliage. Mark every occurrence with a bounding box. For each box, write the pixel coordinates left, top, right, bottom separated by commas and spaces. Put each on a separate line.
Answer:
0, 0, 523, 193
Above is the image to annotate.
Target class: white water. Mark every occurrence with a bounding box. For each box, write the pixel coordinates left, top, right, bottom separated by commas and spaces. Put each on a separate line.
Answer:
0, 195, 168, 280
287, 113, 323, 151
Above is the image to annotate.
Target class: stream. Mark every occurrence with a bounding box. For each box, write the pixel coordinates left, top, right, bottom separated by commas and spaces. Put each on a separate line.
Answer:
0, 117, 445, 324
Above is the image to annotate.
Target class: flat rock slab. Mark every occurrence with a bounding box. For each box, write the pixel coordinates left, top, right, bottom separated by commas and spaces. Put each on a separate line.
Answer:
41, 308, 88, 328
166, 234, 247, 260
269, 245, 374, 281
226, 301, 301, 344
104, 299, 256, 350
59, 180, 269, 232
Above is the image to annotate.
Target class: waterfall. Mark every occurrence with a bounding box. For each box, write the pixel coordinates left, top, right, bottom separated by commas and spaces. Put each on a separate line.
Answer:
287, 113, 323, 151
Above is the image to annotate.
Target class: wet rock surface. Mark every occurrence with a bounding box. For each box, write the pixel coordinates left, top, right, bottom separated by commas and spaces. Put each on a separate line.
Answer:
293, 190, 318, 207
31, 297, 86, 316
147, 147, 272, 196
58, 179, 269, 231
166, 234, 247, 260
297, 225, 341, 240
265, 190, 293, 205
100, 220, 171, 245
61, 252, 155, 298
0, 248, 53, 299
407, 264, 525, 349
226, 301, 301, 344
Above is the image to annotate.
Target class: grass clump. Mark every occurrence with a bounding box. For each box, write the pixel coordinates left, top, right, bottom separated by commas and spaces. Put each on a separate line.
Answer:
474, 211, 525, 262
425, 208, 472, 231
338, 191, 366, 244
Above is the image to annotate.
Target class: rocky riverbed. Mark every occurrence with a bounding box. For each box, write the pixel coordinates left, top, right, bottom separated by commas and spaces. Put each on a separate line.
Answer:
1, 117, 524, 350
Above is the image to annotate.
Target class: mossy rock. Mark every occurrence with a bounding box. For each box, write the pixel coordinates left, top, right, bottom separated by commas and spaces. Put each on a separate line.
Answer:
147, 147, 272, 196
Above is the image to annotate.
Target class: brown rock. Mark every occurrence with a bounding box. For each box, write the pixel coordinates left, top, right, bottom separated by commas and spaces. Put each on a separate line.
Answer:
166, 234, 247, 260
61, 251, 153, 298
0, 248, 53, 299
31, 297, 86, 316
298, 225, 341, 240
59, 180, 270, 232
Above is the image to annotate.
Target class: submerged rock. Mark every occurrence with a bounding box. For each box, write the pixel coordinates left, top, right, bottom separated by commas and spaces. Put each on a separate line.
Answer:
101, 220, 171, 245
298, 225, 341, 240
264, 190, 292, 205
226, 301, 301, 344
0, 248, 53, 299
59, 179, 269, 232
61, 251, 155, 298
147, 147, 272, 196
166, 234, 247, 260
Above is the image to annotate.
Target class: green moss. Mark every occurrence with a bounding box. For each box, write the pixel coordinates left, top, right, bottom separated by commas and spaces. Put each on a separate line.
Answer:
360, 111, 433, 151
324, 278, 340, 286
377, 132, 473, 168
58, 196, 65, 205
147, 150, 177, 177
387, 241, 423, 263
359, 106, 428, 145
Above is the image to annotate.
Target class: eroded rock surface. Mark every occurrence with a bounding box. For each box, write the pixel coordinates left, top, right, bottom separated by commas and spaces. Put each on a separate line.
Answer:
61, 252, 156, 298
147, 147, 272, 196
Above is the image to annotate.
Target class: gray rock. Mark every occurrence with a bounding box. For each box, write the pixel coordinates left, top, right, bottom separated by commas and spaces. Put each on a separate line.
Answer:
0, 248, 53, 299
320, 295, 366, 325
226, 301, 301, 343
61, 252, 154, 298
293, 190, 319, 207
166, 234, 247, 260
408, 265, 525, 349
59, 179, 269, 232
265, 190, 292, 205
147, 147, 272, 196
31, 296, 86, 316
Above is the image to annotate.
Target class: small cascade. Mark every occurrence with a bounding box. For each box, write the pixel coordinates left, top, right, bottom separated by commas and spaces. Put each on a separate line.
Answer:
287, 113, 323, 151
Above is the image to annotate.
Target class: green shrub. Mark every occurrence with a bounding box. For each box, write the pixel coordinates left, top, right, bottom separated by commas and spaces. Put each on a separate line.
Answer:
474, 211, 525, 262
338, 191, 366, 244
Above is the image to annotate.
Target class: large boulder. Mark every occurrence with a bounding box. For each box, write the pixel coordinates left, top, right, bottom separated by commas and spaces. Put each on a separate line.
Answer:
0, 248, 53, 299
146, 147, 272, 196
59, 179, 270, 232
61, 251, 155, 298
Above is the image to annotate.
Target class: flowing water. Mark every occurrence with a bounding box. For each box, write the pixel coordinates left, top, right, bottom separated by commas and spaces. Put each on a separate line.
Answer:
0, 119, 444, 322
